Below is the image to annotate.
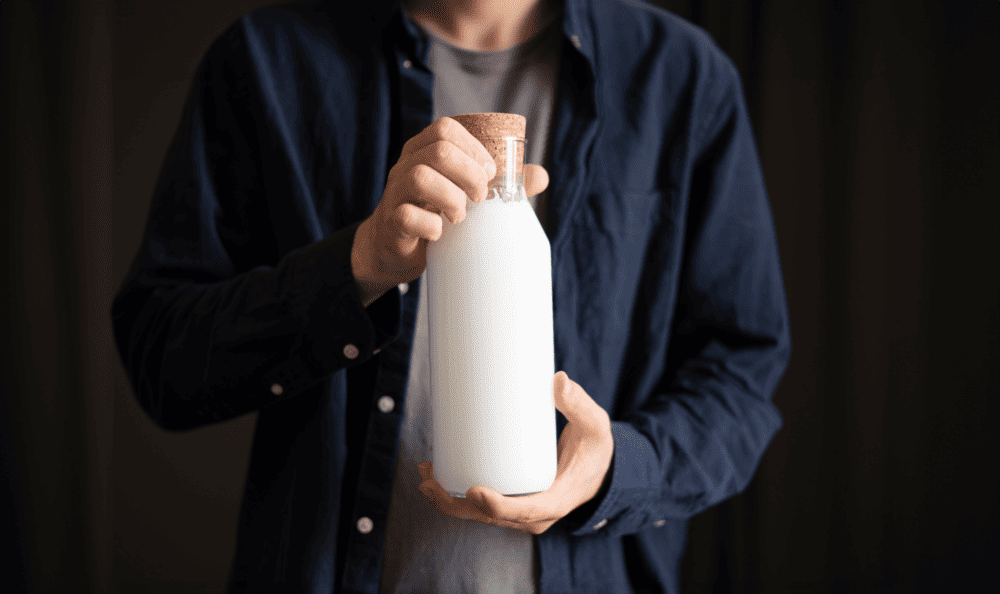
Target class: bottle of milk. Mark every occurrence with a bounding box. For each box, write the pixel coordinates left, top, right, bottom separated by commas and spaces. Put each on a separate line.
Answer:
425, 113, 558, 498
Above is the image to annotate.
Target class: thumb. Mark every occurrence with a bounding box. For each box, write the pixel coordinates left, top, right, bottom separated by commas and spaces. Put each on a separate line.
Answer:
523, 164, 549, 197
552, 371, 609, 436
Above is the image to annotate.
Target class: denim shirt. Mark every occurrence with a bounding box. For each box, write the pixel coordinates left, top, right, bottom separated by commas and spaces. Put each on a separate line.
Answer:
110, 1, 791, 593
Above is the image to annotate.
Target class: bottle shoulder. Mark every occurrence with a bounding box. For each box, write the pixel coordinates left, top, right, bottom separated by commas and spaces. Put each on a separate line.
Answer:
426, 197, 550, 261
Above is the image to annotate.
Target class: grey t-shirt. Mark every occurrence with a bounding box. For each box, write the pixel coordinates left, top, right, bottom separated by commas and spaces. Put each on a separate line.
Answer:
378, 11, 561, 594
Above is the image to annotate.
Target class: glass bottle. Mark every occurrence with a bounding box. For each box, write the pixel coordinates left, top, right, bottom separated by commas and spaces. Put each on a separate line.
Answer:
425, 113, 558, 497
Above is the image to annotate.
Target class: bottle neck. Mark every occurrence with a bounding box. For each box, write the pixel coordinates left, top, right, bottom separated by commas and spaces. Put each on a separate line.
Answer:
485, 137, 526, 203
487, 174, 526, 203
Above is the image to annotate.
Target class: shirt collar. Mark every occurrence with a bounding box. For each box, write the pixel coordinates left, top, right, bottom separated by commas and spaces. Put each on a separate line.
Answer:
370, 0, 594, 65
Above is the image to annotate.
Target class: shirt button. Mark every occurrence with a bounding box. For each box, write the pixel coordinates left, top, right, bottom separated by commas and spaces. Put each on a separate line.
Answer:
270, 383, 283, 396
592, 518, 608, 530
378, 396, 395, 414
570, 34, 581, 49
402, 59, 413, 69
398, 282, 409, 295
357, 517, 374, 534
343, 344, 359, 360
653, 519, 666, 528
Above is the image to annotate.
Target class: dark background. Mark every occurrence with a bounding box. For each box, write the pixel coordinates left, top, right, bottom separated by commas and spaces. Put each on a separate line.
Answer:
1, 1, 997, 593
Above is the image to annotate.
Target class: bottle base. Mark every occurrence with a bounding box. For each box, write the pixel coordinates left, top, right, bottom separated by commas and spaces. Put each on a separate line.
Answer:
447, 490, 541, 498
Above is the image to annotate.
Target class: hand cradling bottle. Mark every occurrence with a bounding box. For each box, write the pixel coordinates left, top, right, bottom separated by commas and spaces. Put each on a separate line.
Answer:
426, 112, 558, 498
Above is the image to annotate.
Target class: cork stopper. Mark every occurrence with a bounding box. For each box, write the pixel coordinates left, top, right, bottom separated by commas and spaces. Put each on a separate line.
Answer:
451, 113, 526, 179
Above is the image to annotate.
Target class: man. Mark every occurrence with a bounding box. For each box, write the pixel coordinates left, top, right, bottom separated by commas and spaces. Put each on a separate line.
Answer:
111, 0, 790, 592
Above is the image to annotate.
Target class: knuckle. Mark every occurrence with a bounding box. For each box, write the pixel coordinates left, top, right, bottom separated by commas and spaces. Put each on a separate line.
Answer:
395, 203, 416, 228
410, 163, 435, 188
431, 116, 455, 139
436, 116, 459, 137
432, 140, 453, 163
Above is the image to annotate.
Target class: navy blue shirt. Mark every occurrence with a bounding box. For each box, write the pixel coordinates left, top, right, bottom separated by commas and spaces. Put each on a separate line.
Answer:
111, 1, 791, 592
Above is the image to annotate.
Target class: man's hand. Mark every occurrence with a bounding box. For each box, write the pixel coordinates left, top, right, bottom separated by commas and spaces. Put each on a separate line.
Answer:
352, 116, 550, 307
416, 371, 614, 535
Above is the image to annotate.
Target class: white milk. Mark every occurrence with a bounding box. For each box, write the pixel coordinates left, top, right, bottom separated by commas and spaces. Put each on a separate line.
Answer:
425, 191, 558, 498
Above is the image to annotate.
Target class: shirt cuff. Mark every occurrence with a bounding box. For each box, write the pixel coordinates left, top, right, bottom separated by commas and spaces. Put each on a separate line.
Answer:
559, 421, 663, 538
260, 220, 401, 401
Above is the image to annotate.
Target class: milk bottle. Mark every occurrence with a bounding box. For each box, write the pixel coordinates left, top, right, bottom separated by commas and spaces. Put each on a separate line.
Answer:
425, 113, 558, 497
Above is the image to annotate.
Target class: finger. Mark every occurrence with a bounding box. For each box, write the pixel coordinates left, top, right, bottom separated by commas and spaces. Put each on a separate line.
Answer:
465, 491, 550, 532
417, 463, 525, 528
419, 478, 478, 521
392, 202, 444, 243
552, 371, 610, 437
417, 462, 466, 514
416, 462, 461, 513
402, 117, 496, 181
417, 461, 433, 482
407, 140, 492, 204
523, 164, 549, 198
401, 163, 471, 225
466, 486, 562, 526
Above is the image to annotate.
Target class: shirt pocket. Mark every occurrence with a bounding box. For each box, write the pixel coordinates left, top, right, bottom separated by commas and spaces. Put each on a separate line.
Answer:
571, 187, 664, 320
573, 189, 663, 244
553, 190, 666, 400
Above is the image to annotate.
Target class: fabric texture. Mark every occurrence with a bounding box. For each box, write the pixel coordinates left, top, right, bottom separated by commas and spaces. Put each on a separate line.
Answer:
378, 11, 561, 594
109, 0, 791, 592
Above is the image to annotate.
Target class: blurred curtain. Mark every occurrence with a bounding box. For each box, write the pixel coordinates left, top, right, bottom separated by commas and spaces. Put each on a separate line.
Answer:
654, 1, 1000, 592
1, 1, 997, 593
0, 2, 114, 594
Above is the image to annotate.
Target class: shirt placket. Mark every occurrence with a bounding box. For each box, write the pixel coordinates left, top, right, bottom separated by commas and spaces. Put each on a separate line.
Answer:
338, 33, 434, 594
338, 282, 423, 594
